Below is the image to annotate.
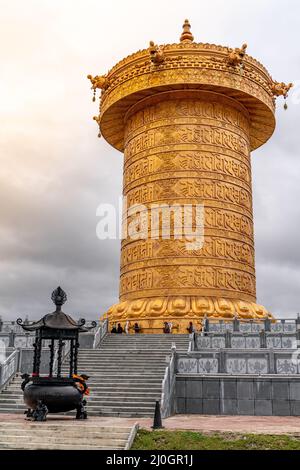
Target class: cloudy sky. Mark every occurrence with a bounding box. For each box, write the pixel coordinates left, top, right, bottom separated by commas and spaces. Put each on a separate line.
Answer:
0, 0, 299, 320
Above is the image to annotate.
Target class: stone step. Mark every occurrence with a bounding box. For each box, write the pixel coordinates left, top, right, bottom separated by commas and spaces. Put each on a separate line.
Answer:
61, 370, 166, 375
63, 409, 153, 417
103, 336, 187, 338
61, 366, 167, 370
79, 348, 174, 351
96, 412, 153, 417
99, 345, 187, 347
97, 347, 184, 350
0, 434, 127, 445
73, 363, 167, 367
79, 355, 172, 358
0, 395, 158, 404
3, 383, 163, 390
75, 353, 170, 357
0, 399, 24, 404
3, 381, 163, 387
80, 349, 176, 352
89, 396, 159, 403
99, 342, 188, 345
101, 342, 187, 344
81, 377, 163, 382
0, 407, 153, 417
3, 386, 162, 395
100, 339, 188, 341
99, 346, 186, 349
57, 374, 164, 378
75, 360, 169, 363
0, 442, 125, 450
78, 356, 170, 360
100, 341, 187, 344
90, 389, 161, 395
9, 379, 161, 387
100, 338, 188, 340
2, 389, 160, 397
71, 362, 168, 366
99, 344, 187, 346
0, 422, 132, 432
87, 377, 164, 381
64, 360, 168, 363
92, 386, 161, 392
92, 404, 155, 412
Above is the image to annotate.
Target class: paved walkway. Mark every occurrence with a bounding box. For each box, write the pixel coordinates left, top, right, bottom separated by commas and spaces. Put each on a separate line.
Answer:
1, 413, 300, 435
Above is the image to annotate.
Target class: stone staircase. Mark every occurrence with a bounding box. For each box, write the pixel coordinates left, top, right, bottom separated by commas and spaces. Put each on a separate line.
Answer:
0, 421, 136, 450
0, 334, 189, 417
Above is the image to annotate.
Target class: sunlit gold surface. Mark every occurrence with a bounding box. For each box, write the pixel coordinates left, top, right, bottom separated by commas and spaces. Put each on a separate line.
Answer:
90, 22, 287, 332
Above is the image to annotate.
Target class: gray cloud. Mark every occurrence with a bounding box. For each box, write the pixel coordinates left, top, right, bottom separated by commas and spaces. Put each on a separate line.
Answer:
0, 0, 299, 320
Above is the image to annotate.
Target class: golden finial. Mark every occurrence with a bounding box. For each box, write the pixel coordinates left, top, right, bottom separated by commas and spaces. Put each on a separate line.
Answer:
180, 19, 194, 43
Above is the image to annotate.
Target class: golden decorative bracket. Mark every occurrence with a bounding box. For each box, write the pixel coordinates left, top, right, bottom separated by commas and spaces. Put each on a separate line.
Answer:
87, 74, 108, 102
226, 43, 248, 67
271, 81, 293, 98
149, 41, 165, 65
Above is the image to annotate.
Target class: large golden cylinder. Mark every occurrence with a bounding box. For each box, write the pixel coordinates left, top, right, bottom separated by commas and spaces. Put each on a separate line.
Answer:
122, 91, 254, 301
90, 22, 285, 332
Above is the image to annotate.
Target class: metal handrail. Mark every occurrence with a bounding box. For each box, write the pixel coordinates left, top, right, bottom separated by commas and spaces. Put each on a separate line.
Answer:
0, 349, 19, 392
188, 332, 195, 353
93, 318, 108, 349
161, 345, 176, 418
53, 341, 71, 375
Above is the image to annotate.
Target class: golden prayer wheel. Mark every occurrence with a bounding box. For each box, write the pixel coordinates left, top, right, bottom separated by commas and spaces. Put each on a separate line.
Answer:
88, 20, 292, 333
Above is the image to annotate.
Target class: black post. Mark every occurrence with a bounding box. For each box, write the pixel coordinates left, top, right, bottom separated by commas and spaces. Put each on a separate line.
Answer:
152, 400, 163, 429
225, 330, 232, 348
8, 330, 16, 348
69, 339, 74, 378
49, 339, 55, 377
296, 315, 300, 343
233, 316, 240, 332
193, 332, 197, 351
32, 331, 38, 375
73, 331, 79, 375
260, 329, 267, 348
35, 331, 42, 376
264, 317, 271, 332
57, 336, 63, 378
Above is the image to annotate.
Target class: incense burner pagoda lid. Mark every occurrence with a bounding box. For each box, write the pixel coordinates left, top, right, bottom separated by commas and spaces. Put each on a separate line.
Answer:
17, 287, 94, 332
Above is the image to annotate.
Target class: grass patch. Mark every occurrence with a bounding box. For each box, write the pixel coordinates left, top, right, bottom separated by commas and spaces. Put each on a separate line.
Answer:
131, 429, 300, 450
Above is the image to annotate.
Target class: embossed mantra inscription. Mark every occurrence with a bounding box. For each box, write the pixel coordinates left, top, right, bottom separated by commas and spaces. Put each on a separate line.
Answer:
120, 93, 255, 304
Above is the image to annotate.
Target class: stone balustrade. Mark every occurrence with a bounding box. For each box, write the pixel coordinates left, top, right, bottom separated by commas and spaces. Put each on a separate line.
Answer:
195, 332, 299, 350
177, 350, 300, 375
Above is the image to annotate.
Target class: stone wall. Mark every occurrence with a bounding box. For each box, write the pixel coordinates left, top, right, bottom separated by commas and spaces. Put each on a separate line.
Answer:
176, 375, 300, 416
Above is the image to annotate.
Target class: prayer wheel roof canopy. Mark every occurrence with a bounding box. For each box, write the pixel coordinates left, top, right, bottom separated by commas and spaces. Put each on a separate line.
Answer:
93, 21, 281, 152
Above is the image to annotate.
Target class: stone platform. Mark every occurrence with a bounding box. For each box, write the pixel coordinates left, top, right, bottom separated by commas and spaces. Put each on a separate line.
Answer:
0, 414, 137, 450
1, 413, 300, 439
